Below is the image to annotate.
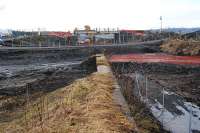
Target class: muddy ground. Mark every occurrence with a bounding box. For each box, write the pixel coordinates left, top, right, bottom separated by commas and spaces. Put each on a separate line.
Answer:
0, 53, 96, 125
0, 57, 96, 95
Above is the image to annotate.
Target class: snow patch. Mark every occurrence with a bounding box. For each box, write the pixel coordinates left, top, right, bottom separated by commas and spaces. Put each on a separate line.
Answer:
150, 100, 200, 133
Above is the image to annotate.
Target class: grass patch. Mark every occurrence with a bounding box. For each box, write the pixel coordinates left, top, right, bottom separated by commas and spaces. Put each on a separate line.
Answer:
0, 72, 136, 133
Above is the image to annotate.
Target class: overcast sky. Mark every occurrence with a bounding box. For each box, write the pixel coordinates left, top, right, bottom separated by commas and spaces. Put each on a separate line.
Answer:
0, 0, 200, 31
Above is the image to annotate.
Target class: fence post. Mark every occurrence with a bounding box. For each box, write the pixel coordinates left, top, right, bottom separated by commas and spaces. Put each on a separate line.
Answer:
162, 87, 165, 125
25, 84, 30, 127
12, 39, 14, 47
135, 73, 142, 100
189, 104, 192, 133
145, 76, 148, 102
59, 40, 61, 48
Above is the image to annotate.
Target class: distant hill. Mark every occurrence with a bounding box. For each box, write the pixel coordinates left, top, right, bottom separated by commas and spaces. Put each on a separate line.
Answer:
150, 28, 200, 34
164, 28, 200, 34
182, 30, 200, 39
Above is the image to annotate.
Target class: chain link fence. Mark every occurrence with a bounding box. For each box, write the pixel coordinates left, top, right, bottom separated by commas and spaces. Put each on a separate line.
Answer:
111, 62, 200, 133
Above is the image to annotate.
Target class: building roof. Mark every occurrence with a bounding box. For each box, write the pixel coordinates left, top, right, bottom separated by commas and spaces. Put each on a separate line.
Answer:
75, 30, 96, 34
120, 30, 145, 36
48, 32, 72, 38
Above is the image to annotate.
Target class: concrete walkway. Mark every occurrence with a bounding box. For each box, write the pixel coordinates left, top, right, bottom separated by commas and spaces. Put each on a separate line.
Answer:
96, 55, 138, 131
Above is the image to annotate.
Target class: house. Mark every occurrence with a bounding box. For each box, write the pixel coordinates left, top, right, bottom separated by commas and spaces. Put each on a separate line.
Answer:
74, 29, 97, 44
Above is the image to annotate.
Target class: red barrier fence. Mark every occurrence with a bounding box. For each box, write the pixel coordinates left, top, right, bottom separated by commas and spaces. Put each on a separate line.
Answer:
109, 54, 200, 65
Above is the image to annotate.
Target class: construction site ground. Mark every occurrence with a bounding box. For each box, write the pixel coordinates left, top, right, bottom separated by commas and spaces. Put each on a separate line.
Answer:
0, 55, 138, 133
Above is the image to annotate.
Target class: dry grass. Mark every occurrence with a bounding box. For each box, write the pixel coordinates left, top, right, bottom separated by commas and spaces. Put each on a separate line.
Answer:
96, 54, 110, 66
161, 39, 200, 55
1, 72, 135, 133
128, 103, 162, 133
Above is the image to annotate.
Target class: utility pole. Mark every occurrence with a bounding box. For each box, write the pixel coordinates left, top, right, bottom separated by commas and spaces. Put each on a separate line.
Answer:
196, 32, 198, 41
118, 27, 121, 44
160, 16, 163, 33
12, 39, 14, 47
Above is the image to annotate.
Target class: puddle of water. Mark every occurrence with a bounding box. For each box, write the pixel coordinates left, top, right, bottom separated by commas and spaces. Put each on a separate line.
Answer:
0, 61, 81, 78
